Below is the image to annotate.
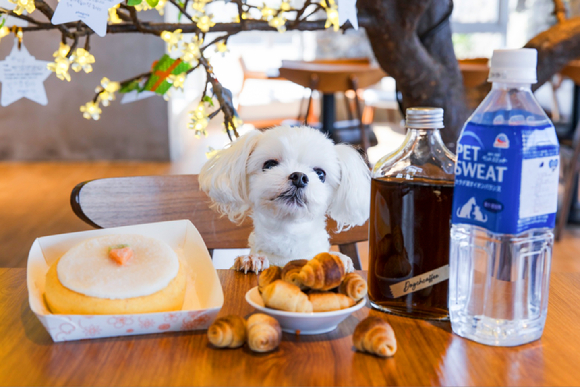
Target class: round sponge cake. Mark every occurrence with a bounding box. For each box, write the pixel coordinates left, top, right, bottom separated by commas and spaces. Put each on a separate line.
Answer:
45, 234, 187, 315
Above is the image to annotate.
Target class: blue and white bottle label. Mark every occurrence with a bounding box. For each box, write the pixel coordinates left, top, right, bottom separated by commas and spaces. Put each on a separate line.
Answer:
452, 122, 559, 234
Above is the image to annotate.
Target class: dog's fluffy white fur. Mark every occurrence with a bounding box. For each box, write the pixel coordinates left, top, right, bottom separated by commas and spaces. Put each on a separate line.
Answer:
199, 125, 370, 272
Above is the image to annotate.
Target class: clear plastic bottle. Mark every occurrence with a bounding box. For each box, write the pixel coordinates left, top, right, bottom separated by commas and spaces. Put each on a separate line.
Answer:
449, 49, 560, 346
369, 107, 456, 320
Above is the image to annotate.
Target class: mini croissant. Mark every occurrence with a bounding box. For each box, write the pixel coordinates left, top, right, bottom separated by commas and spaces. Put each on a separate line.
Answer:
246, 313, 282, 353
207, 315, 247, 348
258, 266, 282, 293
298, 252, 345, 291
261, 280, 313, 313
353, 316, 397, 357
308, 291, 355, 312
281, 259, 308, 290
339, 273, 368, 302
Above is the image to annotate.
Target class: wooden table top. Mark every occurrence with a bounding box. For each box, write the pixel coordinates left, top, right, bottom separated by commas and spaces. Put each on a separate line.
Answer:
278, 60, 386, 93
2, 268, 580, 386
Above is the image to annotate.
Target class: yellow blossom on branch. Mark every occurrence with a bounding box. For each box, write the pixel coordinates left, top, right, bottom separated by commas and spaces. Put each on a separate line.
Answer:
95, 77, 120, 106
108, 4, 122, 24
134, 2, 149, 11
47, 57, 71, 82
191, 102, 207, 120
9, 0, 34, 15
280, 0, 292, 11
135, 0, 166, 14
181, 36, 203, 63
259, 3, 275, 20
224, 115, 243, 131
215, 41, 228, 53
167, 73, 186, 90
191, 0, 211, 13
160, 29, 183, 52
233, 12, 248, 23
269, 15, 286, 33
190, 116, 209, 137
321, 0, 340, 31
188, 102, 210, 137
0, 27, 9, 42
54, 42, 71, 59
80, 101, 102, 120
70, 48, 95, 73
154, 0, 167, 15
195, 14, 215, 33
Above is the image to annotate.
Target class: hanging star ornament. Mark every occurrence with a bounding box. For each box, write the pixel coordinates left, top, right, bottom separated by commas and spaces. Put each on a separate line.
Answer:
338, 0, 358, 29
0, 39, 51, 106
51, 0, 124, 37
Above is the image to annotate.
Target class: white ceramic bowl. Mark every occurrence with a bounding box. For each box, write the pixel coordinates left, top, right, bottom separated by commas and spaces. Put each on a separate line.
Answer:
245, 286, 366, 335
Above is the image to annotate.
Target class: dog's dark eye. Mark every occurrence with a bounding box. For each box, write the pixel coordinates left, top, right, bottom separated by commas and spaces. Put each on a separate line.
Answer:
314, 168, 326, 182
262, 159, 279, 170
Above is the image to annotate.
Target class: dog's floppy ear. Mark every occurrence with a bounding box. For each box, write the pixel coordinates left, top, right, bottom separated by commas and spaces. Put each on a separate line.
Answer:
199, 130, 262, 222
327, 144, 370, 231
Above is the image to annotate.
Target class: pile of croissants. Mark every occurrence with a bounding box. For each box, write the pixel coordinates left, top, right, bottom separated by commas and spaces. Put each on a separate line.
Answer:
206, 252, 397, 357
258, 252, 368, 312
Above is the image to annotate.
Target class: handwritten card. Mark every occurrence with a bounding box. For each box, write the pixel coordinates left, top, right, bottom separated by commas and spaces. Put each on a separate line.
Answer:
121, 90, 156, 104
0, 40, 51, 106
51, 0, 123, 37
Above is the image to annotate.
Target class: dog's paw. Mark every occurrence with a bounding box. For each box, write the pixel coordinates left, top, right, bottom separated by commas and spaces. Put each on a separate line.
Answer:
232, 255, 270, 274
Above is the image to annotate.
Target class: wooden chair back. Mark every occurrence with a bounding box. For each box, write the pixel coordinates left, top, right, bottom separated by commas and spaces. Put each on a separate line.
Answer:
458, 58, 489, 88
71, 175, 368, 269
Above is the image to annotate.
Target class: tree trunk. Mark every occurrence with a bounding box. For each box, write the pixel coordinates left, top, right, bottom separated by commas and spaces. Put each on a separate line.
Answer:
358, 0, 469, 149
525, 17, 580, 91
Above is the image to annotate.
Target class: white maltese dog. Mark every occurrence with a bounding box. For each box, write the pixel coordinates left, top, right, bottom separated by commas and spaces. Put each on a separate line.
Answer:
199, 125, 370, 273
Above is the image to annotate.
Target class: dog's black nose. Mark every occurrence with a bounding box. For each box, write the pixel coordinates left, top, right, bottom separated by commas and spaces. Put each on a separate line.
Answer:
289, 172, 309, 188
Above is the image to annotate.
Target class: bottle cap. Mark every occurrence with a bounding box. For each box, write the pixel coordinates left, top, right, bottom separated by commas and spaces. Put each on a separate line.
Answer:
405, 107, 444, 129
488, 48, 537, 84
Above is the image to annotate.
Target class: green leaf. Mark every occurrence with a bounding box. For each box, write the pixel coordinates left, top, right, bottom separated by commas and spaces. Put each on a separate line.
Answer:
119, 79, 142, 94
177, 0, 184, 22
146, 0, 159, 7
0, 18, 5, 29
127, 0, 143, 6
203, 95, 214, 107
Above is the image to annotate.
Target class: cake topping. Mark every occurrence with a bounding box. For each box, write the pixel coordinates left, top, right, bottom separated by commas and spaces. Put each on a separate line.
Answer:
57, 234, 180, 300
108, 245, 133, 266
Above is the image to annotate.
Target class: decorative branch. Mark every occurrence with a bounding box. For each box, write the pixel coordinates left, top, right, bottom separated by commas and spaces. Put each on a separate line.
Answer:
0, 7, 45, 25
167, 0, 195, 23
123, 4, 161, 36
0, 0, 577, 149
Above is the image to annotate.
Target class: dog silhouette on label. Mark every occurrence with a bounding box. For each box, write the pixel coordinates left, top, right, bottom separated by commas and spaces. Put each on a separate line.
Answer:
457, 197, 488, 222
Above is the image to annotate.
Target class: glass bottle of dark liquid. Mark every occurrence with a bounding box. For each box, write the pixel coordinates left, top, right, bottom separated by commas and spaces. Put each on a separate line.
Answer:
368, 107, 456, 320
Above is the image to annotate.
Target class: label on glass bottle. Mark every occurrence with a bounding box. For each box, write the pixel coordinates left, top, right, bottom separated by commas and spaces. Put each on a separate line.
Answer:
389, 265, 449, 298
452, 121, 559, 234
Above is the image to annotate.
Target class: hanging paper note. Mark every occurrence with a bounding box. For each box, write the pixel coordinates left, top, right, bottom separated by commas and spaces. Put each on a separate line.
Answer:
338, 0, 358, 29
51, 0, 124, 37
0, 0, 29, 27
143, 55, 191, 95
121, 90, 156, 104
0, 39, 51, 106
117, 77, 155, 104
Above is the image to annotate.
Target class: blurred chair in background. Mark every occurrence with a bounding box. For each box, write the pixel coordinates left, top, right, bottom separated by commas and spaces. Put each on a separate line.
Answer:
278, 58, 383, 155
555, 60, 580, 240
